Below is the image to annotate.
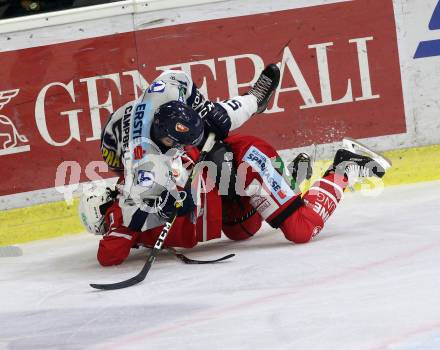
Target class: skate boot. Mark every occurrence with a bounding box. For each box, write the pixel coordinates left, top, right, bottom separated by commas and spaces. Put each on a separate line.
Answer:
325, 138, 392, 185
247, 64, 280, 114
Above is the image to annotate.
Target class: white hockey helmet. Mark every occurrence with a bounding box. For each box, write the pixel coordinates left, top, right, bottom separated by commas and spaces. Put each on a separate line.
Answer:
78, 186, 113, 235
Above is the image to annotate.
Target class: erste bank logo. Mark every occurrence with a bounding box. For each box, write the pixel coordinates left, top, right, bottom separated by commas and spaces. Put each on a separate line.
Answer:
414, 0, 440, 58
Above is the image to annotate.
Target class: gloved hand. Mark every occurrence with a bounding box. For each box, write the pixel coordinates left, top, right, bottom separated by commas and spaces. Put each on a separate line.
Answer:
201, 102, 231, 140
155, 184, 196, 219
155, 189, 177, 220
288, 153, 313, 186
176, 182, 196, 217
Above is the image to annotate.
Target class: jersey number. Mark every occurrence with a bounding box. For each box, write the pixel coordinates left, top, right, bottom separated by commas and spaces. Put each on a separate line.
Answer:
226, 99, 242, 111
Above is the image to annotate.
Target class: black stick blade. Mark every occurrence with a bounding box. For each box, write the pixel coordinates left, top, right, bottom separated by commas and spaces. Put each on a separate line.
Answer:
90, 255, 155, 290
90, 274, 145, 290
176, 253, 235, 265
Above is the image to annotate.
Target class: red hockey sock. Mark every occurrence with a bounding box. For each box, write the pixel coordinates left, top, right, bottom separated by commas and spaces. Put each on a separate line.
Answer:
280, 173, 348, 243
303, 172, 347, 221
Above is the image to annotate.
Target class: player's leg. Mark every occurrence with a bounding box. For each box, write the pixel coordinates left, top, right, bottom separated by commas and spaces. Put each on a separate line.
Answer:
218, 64, 281, 130
224, 134, 303, 238
224, 135, 389, 244
201, 64, 280, 141
280, 146, 390, 243
278, 172, 345, 243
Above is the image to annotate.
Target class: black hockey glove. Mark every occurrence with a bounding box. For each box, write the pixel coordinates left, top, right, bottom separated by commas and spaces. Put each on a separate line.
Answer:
156, 190, 177, 220
176, 182, 196, 217
201, 102, 231, 140
288, 153, 313, 186
156, 185, 196, 219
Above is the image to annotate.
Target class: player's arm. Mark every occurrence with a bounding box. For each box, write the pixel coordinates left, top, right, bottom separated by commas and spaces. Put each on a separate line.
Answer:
153, 65, 279, 140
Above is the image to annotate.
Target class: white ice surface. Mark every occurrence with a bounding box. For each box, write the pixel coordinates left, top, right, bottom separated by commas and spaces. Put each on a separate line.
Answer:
1, 181, 439, 350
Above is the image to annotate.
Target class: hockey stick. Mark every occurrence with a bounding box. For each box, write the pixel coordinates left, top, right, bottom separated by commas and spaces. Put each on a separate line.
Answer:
166, 247, 235, 265
90, 133, 217, 290
175, 253, 235, 265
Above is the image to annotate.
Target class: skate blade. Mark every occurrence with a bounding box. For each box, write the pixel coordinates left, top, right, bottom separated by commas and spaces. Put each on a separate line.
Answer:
342, 137, 392, 170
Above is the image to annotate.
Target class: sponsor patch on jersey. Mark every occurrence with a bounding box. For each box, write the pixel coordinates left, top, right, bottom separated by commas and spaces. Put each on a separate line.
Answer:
122, 105, 133, 152
246, 180, 278, 220
133, 145, 145, 160
137, 170, 155, 188
132, 103, 146, 141
243, 146, 294, 205
175, 123, 189, 133
147, 80, 166, 93
101, 145, 121, 169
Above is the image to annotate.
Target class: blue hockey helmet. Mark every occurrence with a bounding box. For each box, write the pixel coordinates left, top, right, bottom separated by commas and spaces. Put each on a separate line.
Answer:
152, 101, 204, 147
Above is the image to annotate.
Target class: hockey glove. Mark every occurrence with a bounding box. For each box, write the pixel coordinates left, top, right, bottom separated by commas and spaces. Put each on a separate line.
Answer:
201, 102, 231, 140
176, 182, 196, 217
156, 185, 196, 219
156, 190, 177, 220
288, 153, 313, 186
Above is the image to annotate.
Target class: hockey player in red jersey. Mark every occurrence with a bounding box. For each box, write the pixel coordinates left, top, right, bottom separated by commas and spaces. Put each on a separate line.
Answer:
79, 64, 391, 266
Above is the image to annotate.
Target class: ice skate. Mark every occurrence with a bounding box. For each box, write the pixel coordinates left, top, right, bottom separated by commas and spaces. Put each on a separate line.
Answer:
247, 63, 280, 114
342, 137, 392, 171
326, 138, 392, 185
